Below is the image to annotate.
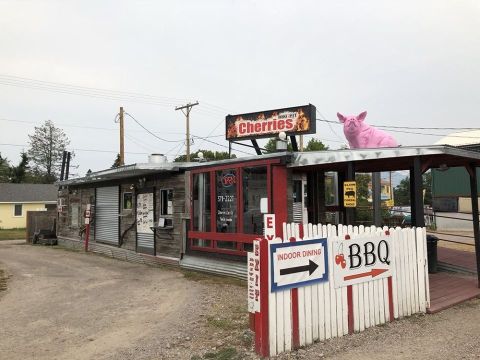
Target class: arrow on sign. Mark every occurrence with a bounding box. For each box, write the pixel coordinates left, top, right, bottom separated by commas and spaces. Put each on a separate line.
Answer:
280, 260, 319, 276
344, 268, 388, 281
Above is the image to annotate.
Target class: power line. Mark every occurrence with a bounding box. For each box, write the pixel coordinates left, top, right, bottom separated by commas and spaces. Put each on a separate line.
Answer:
124, 112, 183, 143
0, 142, 149, 155
316, 119, 480, 139
0, 74, 229, 116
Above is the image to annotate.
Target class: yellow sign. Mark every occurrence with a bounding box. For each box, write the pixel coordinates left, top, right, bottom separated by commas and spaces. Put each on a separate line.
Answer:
385, 199, 394, 207
343, 181, 357, 208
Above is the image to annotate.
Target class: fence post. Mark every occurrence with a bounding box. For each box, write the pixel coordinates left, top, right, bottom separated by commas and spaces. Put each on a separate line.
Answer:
258, 237, 270, 357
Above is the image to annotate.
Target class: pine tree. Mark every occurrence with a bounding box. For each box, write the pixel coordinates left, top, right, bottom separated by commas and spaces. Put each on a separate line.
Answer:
27, 120, 71, 183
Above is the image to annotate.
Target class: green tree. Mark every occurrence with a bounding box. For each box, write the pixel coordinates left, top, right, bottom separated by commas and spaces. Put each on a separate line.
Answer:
111, 153, 122, 168
304, 138, 329, 151
10, 152, 30, 183
355, 173, 371, 206
27, 120, 71, 183
0, 153, 11, 182
393, 171, 432, 206
174, 150, 236, 162
264, 137, 328, 153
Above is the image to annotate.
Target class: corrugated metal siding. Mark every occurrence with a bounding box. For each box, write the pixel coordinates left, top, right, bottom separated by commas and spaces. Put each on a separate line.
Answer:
137, 232, 155, 255
96, 186, 119, 245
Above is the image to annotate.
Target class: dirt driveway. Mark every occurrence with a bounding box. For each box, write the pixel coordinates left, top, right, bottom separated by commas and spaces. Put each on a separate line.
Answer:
0, 241, 253, 360
1, 241, 480, 360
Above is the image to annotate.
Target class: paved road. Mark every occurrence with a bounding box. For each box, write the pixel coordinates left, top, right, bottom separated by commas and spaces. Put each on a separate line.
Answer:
0, 241, 201, 360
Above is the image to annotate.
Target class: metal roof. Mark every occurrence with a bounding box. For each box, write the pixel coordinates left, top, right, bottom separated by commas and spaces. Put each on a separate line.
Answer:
0, 183, 57, 203
57, 162, 194, 186
58, 145, 480, 187
58, 152, 290, 186
289, 145, 480, 172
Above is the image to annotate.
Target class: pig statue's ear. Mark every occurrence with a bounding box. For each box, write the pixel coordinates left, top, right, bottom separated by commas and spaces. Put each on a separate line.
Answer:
357, 111, 367, 122
337, 112, 346, 123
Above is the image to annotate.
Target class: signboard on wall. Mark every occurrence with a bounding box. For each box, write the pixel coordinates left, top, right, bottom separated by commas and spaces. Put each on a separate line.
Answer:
343, 181, 357, 208
270, 238, 329, 292
136, 192, 154, 234
225, 104, 316, 140
216, 170, 237, 232
333, 234, 393, 288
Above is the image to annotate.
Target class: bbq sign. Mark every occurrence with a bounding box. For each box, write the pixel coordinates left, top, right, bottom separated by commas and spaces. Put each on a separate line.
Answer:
333, 233, 393, 288
226, 104, 316, 140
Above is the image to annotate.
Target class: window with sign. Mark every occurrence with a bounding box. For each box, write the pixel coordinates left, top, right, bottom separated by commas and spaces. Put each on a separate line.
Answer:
216, 169, 237, 234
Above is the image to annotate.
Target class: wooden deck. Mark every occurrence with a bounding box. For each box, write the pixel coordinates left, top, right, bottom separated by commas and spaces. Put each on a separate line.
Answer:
438, 246, 477, 273
427, 272, 480, 314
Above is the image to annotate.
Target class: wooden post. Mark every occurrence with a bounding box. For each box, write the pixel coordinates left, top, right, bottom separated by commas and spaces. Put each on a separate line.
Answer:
119, 107, 125, 166
466, 164, 480, 287
372, 172, 382, 227
410, 157, 425, 227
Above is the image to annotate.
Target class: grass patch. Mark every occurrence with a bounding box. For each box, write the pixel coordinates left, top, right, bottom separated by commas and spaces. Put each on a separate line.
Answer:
0, 228, 26, 240
203, 347, 239, 360
206, 316, 237, 330
181, 269, 246, 287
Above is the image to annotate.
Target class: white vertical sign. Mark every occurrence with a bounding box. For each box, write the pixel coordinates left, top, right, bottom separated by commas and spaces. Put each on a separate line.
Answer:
248, 240, 261, 313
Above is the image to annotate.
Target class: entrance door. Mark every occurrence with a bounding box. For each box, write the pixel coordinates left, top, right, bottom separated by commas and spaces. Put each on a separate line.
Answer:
136, 191, 155, 255
96, 186, 119, 245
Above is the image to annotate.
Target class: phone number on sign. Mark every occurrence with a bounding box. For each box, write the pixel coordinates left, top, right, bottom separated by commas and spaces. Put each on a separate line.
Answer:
217, 195, 235, 202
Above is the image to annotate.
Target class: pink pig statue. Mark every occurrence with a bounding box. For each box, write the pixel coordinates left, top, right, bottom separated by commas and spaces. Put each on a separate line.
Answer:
337, 111, 398, 149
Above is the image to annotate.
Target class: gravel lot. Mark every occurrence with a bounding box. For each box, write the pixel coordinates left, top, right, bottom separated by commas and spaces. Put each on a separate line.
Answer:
0, 241, 479, 360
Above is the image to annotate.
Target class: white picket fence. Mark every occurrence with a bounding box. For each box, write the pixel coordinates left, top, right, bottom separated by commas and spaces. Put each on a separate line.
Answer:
267, 223, 429, 356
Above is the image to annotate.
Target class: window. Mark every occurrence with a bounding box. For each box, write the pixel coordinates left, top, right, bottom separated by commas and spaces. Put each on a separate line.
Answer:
160, 189, 173, 215
123, 192, 133, 210
193, 173, 211, 232
216, 169, 237, 233
243, 166, 267, 235
14, 204, 22, 217
159, 189, 173, 228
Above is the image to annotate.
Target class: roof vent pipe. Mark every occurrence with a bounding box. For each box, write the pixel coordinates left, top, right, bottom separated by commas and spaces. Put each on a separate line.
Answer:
148, 154, 167, 164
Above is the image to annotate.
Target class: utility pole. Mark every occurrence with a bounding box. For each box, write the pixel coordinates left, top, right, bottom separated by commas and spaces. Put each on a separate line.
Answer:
175, 101, 199, 162
119, 107, 125, 166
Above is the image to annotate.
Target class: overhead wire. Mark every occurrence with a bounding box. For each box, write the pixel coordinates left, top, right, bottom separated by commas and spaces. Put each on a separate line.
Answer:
316, 119, 480, 139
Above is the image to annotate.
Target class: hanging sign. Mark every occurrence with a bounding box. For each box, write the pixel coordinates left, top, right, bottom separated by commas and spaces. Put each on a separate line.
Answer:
333, 233, 393, 288
270, 238, 329, 292
343, 181, 357, 208
226, 104, 316, 140
264, 213, 275, 240
136, 193, 154, 234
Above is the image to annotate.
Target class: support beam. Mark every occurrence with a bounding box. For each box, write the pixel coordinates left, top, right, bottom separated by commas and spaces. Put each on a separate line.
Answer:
372, 172, 382, 227
345, 162, 356, 226
251, 139, 262, 155
466, 164, 480, 288
290, 135, 298, 152
410, 156, 425, 227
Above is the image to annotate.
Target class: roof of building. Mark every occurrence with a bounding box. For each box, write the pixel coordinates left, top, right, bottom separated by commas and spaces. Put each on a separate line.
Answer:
434, 130, 480, 146
58, 145, 480, 187
0, 183, 58, 203
289, 145, 480, 172
57, 152, 289, 186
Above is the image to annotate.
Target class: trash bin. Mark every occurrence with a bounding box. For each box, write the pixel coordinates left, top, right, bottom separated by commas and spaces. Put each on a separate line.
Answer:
426, 235, 438, 273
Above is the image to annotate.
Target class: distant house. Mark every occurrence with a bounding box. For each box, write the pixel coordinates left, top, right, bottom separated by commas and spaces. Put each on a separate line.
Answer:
432, 131, 480, 230
0, 183, 57, 229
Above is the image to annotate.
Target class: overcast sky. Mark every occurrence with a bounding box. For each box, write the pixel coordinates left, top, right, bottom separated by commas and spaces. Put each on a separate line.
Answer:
1, 0, 479, 177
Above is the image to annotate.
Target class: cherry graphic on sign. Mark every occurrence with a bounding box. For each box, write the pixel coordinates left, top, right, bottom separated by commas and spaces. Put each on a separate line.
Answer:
335, 254, 347, 269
